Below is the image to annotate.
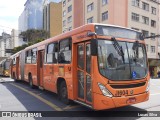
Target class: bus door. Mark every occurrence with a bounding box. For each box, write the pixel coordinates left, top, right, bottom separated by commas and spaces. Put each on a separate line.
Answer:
16, 57, 20, 79
38, 50, 44, 87
77, 42, 92, 104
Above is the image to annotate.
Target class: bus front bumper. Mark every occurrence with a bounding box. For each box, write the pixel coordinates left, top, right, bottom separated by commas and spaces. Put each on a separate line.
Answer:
93, 92, 149, 110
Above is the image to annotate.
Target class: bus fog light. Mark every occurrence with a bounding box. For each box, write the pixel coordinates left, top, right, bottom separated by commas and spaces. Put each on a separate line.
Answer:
98, 83, 112, 98
146, 80, 150, 92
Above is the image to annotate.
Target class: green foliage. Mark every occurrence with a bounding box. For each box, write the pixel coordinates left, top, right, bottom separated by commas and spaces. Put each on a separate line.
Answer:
20, 29, 49, 42
13, 29, 49, 54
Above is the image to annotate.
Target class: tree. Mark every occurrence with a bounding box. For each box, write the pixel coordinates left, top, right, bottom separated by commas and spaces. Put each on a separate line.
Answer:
13, 29, 49, 53
20, 29, 49, 43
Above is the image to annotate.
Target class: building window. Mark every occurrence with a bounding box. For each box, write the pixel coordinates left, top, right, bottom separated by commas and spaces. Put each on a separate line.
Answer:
102, 11, 108, 21
151, 46, 155, 53
87, 3, 94, 12
131, 13, 139, 22
151, 7, 156, 15
68, 26, 72, 31
87, 17, 93, 23
151, 33, 155, 40
142, 30, 149, 37
68, 16, 72, 23
102, 0, 108, 5
142, 2, 149, 11
68, 5, 72, 13
63, 20, 66, 27
132, 0, 140, 7
142, 16, 149, 25
63, 10, 66, 17
63, 0, 66, 7
146, 44, 148, 52
151, 20, 156, 27
68, 0, 71, 2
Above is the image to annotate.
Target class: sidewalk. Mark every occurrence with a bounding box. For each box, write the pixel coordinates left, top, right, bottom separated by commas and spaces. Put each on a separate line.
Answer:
0, 77, 14, 83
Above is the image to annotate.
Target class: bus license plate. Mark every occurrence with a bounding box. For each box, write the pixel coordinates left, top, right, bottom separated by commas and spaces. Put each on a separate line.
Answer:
127, 97, 136, 104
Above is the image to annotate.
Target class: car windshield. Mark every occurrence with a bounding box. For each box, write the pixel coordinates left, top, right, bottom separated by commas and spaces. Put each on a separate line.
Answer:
97, 39, 148, 80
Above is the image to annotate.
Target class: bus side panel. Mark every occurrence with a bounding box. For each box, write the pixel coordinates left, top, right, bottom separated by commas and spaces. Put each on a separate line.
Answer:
24, 64, 37, 85
43, 64, 56, 92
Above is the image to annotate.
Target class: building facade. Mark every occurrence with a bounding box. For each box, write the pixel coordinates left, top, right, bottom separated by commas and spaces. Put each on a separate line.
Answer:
11, 29, 26, 48
62, 0, 74, 33
18, 0, 44, 32
0, 32, 13, 57
43, 2, 62, 37
62, 0, 160, 77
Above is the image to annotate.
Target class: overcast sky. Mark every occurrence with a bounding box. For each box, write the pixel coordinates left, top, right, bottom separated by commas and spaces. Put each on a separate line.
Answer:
0, 0, 26, 34
0, 0, 61, 35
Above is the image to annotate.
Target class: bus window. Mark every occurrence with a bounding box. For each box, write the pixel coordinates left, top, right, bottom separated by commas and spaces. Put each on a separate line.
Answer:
32, 48, 37, 64
58, 39, 72, 64
4, 61, 10, 70
78, 45, 84, 70
46, 43, 58, 63
13, 58, 16, 65
26, 50, 32, 63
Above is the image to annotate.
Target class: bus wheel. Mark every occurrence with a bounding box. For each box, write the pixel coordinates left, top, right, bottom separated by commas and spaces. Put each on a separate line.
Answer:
13, 73, 17, 82
59, 81, 70, 104
29, 75, 34, 88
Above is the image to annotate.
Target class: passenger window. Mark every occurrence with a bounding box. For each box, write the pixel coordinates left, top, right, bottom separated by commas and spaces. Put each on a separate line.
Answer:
58, 38, 72, 64
13, 58, 16, 65
46, 43, 58, 63
26, 50, 32, 64
32, 48, 37, 64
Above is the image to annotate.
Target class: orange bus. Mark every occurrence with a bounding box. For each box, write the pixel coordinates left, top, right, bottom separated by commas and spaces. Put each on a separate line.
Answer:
10, 23, 150, 110
10, 51, 22, 81
0, 59, 11, 77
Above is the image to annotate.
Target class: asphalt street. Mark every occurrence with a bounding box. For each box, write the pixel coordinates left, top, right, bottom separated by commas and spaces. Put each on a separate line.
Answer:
0, 77, 160, 120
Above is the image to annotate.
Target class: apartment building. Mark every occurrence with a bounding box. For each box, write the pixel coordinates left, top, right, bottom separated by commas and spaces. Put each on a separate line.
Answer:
0, 32, 13, 57
11, 29, 26, 47
62, 0, 160, 77
62, 0, 74, 33
43, 2, 62, 37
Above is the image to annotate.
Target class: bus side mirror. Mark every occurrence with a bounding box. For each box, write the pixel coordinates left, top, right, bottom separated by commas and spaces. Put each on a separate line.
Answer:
91, 39, 97, 56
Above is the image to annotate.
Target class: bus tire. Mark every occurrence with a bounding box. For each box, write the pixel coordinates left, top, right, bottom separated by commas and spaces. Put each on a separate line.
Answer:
13, 73, 18, 82
59, 81, 70, 104
29, 74, 34, 89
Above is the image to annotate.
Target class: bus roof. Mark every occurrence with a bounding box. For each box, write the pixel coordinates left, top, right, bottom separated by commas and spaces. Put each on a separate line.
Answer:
21, 23, 141, 52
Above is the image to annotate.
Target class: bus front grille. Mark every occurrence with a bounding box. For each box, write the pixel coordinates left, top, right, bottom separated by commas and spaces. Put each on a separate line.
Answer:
110, 82, 146, 89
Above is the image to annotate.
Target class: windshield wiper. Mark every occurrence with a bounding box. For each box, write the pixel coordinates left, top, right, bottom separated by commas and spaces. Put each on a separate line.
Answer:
132, 41, 139, 63
111, 37, 125, 63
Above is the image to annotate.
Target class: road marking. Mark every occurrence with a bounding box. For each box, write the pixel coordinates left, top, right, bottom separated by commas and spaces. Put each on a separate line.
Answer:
10, 83, 63, 111
63, 105, 81, 110
150, 93, 160, 96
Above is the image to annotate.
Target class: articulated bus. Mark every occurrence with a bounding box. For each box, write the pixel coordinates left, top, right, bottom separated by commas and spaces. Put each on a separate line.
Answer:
0, 59, 11, 77
10, 23, 150, 110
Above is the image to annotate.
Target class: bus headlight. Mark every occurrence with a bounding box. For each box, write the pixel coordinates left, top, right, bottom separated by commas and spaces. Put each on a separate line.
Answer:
98, 83, 113, 98
146, 80, 150, 92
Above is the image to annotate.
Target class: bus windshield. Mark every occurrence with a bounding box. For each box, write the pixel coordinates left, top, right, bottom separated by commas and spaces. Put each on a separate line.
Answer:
4, 61, 10, 70
97, 39, 148, 80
